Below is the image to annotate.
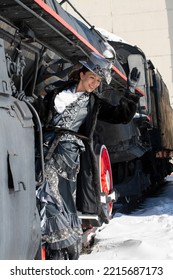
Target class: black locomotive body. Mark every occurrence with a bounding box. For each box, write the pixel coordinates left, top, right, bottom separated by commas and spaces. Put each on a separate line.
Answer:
97, 41, 173, 201
0, 0, 173, 259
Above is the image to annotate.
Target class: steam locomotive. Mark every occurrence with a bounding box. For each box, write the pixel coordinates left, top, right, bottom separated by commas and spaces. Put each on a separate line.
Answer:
0, 0, 173, 259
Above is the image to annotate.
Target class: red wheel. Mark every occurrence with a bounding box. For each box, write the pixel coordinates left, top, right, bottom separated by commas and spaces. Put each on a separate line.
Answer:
99, 145, 113, 216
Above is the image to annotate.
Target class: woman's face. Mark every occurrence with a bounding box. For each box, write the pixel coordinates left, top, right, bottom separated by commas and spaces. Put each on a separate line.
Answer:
76, 71, 101, 93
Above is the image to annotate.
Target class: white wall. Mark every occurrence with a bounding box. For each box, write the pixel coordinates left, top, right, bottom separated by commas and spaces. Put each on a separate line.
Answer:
62, 0, 173, 106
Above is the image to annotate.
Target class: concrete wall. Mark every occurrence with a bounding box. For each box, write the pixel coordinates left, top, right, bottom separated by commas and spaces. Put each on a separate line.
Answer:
62, 0, 173, 106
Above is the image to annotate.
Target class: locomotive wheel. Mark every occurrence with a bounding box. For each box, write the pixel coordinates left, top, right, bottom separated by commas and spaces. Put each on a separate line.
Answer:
96, 144, 113, 220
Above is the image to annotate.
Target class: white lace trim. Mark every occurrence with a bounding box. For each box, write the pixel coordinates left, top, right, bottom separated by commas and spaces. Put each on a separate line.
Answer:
54, 87, 84, 113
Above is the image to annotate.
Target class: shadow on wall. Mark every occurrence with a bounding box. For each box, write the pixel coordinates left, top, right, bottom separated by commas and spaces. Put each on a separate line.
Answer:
166, 0, 173, 84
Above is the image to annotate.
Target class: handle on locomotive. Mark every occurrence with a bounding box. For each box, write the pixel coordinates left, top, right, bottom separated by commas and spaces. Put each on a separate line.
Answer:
25, 100, 45, 186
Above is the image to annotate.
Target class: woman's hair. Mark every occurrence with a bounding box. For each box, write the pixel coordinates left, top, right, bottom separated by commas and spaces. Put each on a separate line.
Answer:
69, 63, 89, 82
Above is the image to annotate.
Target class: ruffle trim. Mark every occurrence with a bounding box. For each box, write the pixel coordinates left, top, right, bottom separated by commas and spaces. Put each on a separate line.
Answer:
43, 231, 80, 250
41, 212, 82, 249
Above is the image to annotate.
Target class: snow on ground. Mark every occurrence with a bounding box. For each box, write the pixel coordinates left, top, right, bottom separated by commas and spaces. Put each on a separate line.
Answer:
80, 176, 173, 260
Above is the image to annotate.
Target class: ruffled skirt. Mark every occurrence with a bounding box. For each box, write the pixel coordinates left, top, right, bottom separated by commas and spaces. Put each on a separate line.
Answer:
36, 141, 82, 250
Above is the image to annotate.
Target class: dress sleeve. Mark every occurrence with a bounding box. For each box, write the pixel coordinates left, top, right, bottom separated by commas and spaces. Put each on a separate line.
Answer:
98, 94, 139, 124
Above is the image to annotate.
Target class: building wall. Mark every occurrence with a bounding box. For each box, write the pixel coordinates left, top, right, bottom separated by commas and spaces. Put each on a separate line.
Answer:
62, 0, 173, 106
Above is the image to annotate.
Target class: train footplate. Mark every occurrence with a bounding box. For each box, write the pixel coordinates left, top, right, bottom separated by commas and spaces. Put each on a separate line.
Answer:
78, 212, 102, 228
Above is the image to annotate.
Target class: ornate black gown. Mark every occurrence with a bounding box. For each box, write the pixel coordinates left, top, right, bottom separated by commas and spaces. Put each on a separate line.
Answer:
36, 88, 90, 253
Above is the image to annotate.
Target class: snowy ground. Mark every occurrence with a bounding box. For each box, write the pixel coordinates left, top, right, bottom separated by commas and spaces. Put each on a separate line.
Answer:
80, 176, 173, 260
3, 177, 173, 280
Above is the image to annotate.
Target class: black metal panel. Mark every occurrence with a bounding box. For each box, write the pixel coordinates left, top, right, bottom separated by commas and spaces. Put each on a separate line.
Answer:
0, 0, 128, 90
0, 0, 105, 61
0, 94, 41, 259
